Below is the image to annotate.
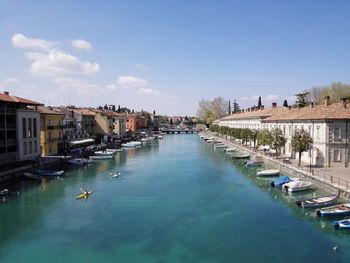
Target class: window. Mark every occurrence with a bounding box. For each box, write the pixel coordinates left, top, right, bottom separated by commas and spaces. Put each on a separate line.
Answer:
49, 132, 52, 140
23, 142, 27, 155
334, 128, 341, 140
28, 118, 32, 138
308, 126, 311, 135
34, 141, 37, 153
33, 118, 37, 137
289, 126, 292, 136
316, 126, 320, 139
29, 141, 33, 154
333, 149, 342, 162
22, 118, 27, 139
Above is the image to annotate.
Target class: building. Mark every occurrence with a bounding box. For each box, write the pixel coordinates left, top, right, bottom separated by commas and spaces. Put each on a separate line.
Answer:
71, 108, 96, 138
215, 97, 350, 168
150, 113, 160, 131
38, 106, 65, 156
126, 114, 146, 132
0, 92, 42, 165
112, 113, 126, 137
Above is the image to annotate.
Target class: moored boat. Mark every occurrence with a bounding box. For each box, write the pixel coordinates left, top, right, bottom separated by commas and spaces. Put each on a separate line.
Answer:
245, 157, 263, 168
225, 147, 236, 153
89, 155, 114, 160
283, 180, 312, 192
35, 169, 64, 177
67, 158, 91, 165
23, 172, 42, 181
296, 193, 339, 208
271, 175, 293, 187
333, 218, 350, 229
316, 203, 350, 217
94, 151, 114, 156
231, 153, 250, 159
257, 169, 280, 177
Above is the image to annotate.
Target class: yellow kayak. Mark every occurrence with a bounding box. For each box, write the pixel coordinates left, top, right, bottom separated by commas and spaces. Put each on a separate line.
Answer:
76, 191, 93, 200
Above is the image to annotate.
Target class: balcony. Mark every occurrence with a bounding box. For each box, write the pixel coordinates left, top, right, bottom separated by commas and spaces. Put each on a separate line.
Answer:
61, 124, 76, 129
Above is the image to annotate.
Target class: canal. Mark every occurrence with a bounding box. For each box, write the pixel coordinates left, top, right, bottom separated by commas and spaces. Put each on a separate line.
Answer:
0, 134, 349, 262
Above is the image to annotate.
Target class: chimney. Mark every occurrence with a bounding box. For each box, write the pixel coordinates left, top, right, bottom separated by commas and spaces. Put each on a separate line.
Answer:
4, 91, 9, 95
324, 96, 331, 106
288, 106, 292, 110
340, 97, 347, 107
260, 105, 265, 110
250, 107, 254, 112
247, 108, 250, 112
310, 102, 314, 108
272, 102, 277, 108
242, 109, 244, 113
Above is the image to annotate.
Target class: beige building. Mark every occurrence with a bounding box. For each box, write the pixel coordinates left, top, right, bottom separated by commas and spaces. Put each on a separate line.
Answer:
38, 106, 65, 156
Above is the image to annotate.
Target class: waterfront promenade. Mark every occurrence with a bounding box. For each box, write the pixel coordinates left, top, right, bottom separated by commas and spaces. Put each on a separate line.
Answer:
204, 131, 350, 196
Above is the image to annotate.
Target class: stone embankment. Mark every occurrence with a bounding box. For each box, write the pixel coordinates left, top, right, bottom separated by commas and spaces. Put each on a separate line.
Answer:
203, 132, 350, 200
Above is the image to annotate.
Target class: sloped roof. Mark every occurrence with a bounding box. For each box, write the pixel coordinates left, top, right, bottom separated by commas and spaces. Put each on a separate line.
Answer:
220, 106, 287, 121
264, 102, 350, 121
73, 108, 96, 116
37, 106, 65, 115
0, 92, 43, 105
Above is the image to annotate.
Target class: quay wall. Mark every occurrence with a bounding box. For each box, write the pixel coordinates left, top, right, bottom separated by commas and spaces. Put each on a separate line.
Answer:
204, 133, 350, 201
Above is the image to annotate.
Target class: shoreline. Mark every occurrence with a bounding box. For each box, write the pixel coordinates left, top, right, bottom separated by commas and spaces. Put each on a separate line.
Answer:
201, 131, 350, 201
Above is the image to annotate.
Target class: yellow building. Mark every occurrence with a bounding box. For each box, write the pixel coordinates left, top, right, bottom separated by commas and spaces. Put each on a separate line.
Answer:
38, 106, 65, 156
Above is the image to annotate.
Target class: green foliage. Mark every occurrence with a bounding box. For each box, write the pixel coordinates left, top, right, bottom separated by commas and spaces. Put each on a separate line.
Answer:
257, 129, 273, 147
270, 128, 287, 156
291, 128, 313, 166
295, 92, 310, 108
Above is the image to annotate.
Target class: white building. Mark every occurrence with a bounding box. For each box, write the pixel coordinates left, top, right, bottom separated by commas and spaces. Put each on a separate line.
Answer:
216, 97, 350, 168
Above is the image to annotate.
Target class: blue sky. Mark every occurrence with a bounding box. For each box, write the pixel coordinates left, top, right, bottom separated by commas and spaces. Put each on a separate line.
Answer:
1, 0, 350, 115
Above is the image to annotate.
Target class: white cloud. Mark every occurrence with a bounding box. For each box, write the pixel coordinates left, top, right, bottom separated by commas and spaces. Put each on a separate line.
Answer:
117, 76, 148, 88
25, 49, 100, 77
72, 39, 92, 50
137, 88, 159, 96
0, 77, 20, 88
12, 33, 58, 51
134, 64, 150, 70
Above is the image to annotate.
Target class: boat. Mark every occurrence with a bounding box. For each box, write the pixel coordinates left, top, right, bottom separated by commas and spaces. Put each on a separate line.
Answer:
282, 180, 312, 192
333, 218, 350, 229
23, 172, 42, 181
112, 172, 121, 178
94, 151, 114, 156
296, 193, 339, 208
271, 175, 294, 187
35, 169, 64, 177
256, 169, 280, 177
121, 141, 142, 148
0, 189, 9, 196
106, 148, 124, 153
230, 152, 250, 159
316, 203, 350, 217
214, 143, 227, 149
67, 158, 91, 165
225, 148, 237, 153
76, 191, 94, 200
245, 157, 263, 168
141, 137, 155, 142
89, 155, 114, 160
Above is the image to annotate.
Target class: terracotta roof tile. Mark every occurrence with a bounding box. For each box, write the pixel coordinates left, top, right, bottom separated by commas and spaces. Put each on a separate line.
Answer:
0, 92, 43, 105
37, 106, 65, 115
220, 106, 287, 121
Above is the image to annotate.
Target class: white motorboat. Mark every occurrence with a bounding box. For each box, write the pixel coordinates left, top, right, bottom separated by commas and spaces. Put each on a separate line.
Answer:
256, 169, 280, 177
94, 151, 114, 156
141, 137, 155, 142
225, 147, 237, 153
214, 143, 227, 149
283, 180, 312, 192
89, 155, 114, 160
106, 148, 124, 153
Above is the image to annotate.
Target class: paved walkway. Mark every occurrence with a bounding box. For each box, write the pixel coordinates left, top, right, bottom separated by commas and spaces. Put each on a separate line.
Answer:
203, 132, 350, 192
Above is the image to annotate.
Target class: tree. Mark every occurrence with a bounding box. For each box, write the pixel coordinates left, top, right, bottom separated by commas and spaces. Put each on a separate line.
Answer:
196, 97, 228, 124
283, 100, 288, 107
241, 128, 252, 145
103, 104, 108, 110
291, 128, 313, 166
257, 129, 273, 147
249, 129, 259, 149
117, 105, 121, 113
308, 82, 350, 105
170, 118, 173, 126
270, 128, 286, 157
295, 92, 310, 108
258, 96, 262, 109
228, 100, 231, 115
232, 99, 240, 113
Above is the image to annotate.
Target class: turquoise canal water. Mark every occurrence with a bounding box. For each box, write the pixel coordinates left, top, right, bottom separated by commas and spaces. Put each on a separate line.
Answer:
1, 134, 350, 262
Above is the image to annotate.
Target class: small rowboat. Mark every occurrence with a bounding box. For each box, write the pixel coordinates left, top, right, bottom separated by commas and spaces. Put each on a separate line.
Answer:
316, 203, 350, 217
245, 157, 263, 168
231, 153, 250, 159
76, 191, 94, 200
67, 158, 91, 165
89, 155, 114, 160
257, 169, 280, 177
296, 193, 339, 208
282, 180, 312, 192
35, 169, 64, 177
23, 172, 42, 181
94, 151, 114, 156
333, 218, 350, 229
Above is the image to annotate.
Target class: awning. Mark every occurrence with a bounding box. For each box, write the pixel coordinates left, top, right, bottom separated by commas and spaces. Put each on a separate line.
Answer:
68, 138, 95, 145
